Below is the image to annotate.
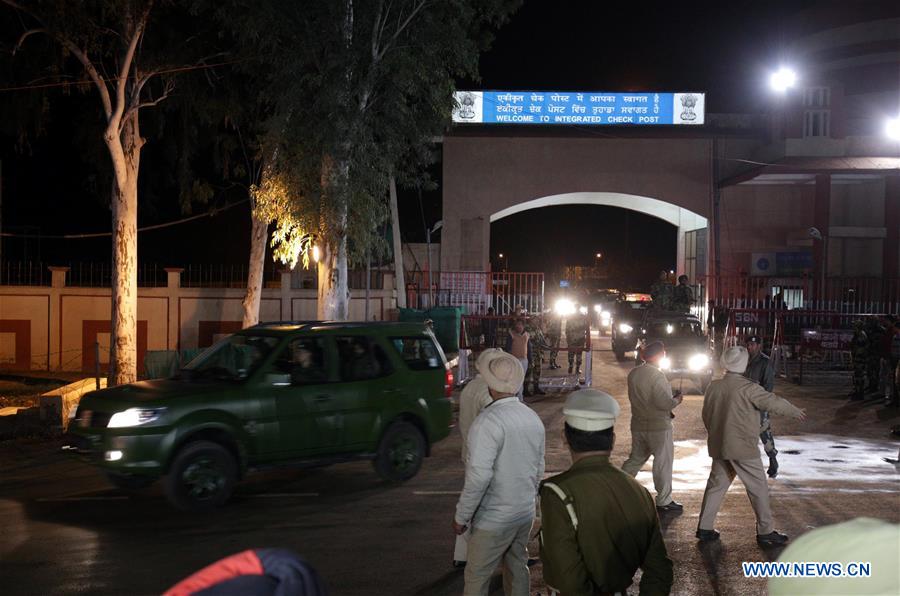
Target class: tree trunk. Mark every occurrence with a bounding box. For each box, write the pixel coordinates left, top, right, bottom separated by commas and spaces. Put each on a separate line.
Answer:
389, 175, 406, 308
108, 115, 141, 385
317, 211, 350, 320
242, 199, 268, 328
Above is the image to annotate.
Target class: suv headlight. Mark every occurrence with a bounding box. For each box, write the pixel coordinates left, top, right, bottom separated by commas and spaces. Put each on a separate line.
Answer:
600, 310, 611, 321
108, 408, 165, 428
555, 299, 576, 316
579, 306, 588, 315
689, 353, 710, 371
619, 323, 633, 334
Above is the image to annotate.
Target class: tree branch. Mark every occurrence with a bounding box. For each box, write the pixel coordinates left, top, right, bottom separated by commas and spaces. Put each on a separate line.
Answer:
12, 28, 45, 54
2, 0, 114, 118
108, 0, 154, 136
120, 78, 173, 127
377, 0, 428, 61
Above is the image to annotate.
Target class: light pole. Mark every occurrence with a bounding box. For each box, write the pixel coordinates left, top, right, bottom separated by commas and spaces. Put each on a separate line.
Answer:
498, 253, 507, 272
427, 220, 443, 307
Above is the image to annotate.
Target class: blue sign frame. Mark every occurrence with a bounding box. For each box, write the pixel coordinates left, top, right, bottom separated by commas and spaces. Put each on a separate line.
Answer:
453, 90, 705, 126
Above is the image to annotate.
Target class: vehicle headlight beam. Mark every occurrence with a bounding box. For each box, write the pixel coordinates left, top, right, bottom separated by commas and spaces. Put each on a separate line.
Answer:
108, 408, 165, 428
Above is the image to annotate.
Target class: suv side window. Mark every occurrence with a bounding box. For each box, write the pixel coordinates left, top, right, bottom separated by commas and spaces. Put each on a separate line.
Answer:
336, 336, 393, 381
273, 337, 329, 385
390, 336, 442, 370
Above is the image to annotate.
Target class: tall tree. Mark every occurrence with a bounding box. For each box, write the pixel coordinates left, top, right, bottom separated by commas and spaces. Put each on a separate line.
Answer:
2, 0, 216, 383
229, 0, 519, 320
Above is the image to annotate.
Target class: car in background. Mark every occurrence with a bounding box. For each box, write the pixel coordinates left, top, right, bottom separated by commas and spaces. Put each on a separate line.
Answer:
590, 289, 620, 335
636, 311, 713, 392
66, 322, 453, 511
611, 293, 651, 360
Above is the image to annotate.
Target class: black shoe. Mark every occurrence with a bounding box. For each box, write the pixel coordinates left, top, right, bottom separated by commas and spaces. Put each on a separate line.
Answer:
452, 560, 466, 569
657, 501, 684, 512
568, 365, 573, 374
757, 531, 789, 546
767, 456, 779, 478
696, 529, 720, 542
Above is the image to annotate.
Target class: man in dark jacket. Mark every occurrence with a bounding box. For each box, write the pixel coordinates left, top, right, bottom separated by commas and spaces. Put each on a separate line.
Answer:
744, 336, 779, 477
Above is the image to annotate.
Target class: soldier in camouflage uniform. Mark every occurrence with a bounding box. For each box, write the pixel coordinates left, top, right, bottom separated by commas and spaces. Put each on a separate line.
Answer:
650, 271, 675, 311
744, 336, 779, 477
865, 317, 885, 394
672, 275, 695, 314
850, 320, 869, 401
546, 311, 563, 369
565, 311, 589, 376
524, 315, 547, 396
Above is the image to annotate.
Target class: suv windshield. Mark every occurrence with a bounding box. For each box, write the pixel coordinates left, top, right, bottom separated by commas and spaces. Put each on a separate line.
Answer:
648, 321, 703, 338
182, 334, 280, 381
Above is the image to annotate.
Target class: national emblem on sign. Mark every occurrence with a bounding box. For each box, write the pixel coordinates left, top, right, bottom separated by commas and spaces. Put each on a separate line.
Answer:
457, 92, 477, 119
680, 93, 698, 121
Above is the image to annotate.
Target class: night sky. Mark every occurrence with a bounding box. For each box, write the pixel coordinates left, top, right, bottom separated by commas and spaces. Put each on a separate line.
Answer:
0, 0, 816, 283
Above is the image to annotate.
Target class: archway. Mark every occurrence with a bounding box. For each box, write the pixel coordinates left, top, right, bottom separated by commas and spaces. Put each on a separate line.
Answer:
490, 192, 708, 278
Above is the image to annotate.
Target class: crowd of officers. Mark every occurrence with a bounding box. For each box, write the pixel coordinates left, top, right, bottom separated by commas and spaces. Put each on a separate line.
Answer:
849, 314, 900, 407
500, 305, 590, 397
453, 336, 810, 596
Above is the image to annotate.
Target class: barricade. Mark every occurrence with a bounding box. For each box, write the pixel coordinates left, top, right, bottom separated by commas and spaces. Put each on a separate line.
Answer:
457, 314, 592, 392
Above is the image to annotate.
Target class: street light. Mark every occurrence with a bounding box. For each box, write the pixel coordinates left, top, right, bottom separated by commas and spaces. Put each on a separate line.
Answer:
769, 66, 797, 93
886, 116, 900, 141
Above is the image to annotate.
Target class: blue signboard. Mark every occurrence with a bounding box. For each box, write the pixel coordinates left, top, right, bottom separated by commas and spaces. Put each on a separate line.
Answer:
452, 90, 705, 126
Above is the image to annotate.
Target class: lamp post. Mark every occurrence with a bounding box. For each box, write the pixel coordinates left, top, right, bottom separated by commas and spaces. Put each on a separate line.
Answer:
427, 220, 443, 308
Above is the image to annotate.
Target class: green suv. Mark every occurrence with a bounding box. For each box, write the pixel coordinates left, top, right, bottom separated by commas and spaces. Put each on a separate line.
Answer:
66, 322, 453, 510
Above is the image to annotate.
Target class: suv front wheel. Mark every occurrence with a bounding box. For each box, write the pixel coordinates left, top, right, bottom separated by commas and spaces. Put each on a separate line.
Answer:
374, 421, 425, 482
164, 440, 237, 511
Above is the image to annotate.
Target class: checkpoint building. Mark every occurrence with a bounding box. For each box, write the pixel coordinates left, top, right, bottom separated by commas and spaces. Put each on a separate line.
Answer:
435, 2, 900, 312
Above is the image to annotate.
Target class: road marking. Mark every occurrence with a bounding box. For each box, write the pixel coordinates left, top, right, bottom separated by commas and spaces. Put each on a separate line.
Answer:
248, 492, 319, 498
37, 495, 130, 502
413, 490, 460, 496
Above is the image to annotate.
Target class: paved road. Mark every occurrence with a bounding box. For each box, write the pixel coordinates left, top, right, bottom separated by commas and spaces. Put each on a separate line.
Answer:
2, 336, 899, 595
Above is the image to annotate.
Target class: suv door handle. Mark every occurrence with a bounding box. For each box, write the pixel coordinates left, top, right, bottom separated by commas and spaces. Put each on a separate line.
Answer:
315, 394, 331, 401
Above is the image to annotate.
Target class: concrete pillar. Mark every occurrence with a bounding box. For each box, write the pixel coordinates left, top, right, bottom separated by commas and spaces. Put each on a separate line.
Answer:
47, 266, 69, 370
813, 174, 831, 301
676, 226, 686, 277
884, 176, 900, 279
48, 266, 69, 288
164, 268, 183, 351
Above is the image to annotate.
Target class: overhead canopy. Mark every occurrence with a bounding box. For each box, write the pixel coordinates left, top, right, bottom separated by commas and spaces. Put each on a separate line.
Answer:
721, 156, 900, 187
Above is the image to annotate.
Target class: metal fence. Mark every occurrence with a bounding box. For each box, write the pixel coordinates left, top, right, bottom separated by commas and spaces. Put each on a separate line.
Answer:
405, 271, 544, 315
0, 261, 49, 286
705, 275, 900, 314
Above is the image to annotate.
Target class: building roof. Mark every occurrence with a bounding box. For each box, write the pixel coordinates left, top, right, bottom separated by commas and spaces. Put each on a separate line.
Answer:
721, 156, 900, 187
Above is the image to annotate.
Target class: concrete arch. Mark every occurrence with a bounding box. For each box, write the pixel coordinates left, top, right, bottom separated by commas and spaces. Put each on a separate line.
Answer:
489, 191, 707, 230
489, 192, 708, 276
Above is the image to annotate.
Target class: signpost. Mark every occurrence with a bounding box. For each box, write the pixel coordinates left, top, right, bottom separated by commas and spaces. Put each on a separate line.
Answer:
452, 90, 705, 126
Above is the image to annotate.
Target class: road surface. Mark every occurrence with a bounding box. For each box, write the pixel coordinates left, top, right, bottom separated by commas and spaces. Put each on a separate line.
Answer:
2, 335, 898, 595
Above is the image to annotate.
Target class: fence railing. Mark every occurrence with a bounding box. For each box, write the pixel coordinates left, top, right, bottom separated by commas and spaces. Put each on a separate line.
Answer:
704, 275, 900, 314
0, 261, 48, 286
405, 271, 544, 315
0, 261, 384, 290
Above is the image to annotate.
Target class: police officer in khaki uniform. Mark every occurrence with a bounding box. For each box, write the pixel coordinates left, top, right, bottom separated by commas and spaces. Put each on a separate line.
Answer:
698, 346, 807, 547
540, 389, 674, 596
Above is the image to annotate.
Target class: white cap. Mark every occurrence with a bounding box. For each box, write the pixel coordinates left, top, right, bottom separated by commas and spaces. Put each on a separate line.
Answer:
722, 346, 749, 373
479, 350, 525, 395
563, 389, 620, 431
769, 518, 900, 595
